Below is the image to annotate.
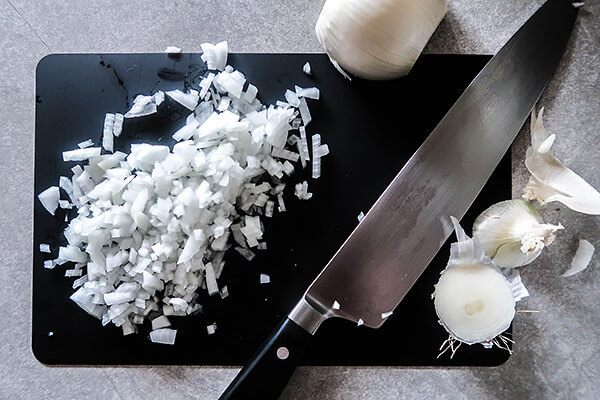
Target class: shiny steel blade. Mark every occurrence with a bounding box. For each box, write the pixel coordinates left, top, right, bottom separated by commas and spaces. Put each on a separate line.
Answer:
290, 0, 578, 332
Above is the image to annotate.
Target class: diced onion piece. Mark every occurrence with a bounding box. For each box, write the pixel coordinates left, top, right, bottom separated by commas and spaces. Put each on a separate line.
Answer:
104, 291, 136, 306
124, 92, 164, 118
312, 134, 322, 179
282, 161, 295, 176
235, 247, 256, 261
294, 181, 312, 200
271, 147, 300, 162
206, 323, 217, 335
217, 97, 231, 112
65, 269, 82, 277
314, 144, 330, 158
295, 85, 320, 100
59, 176, 74, 197
260, 273, 270, 284
166, 89, 200, 111
214, 69, 246, 99
277, 194, 286, 212
381, 311, 393, 319
151, 315, 171, 330
62, 148, 101, 162
265, 201, 275, 218
164, 46, 182, 53
102, 113, 115, 152
284, 90, 300, 108
299, 127, 310, 166
244, 84, 258, 103
77, 139, 94, 149
154, 91, 165, 105
298, 97, 312, 126
201, 41, 228, 71
199, 73, 216, 99
205, 262, 220, 295
303, 62, 311, 75
332, 300, 341, 310
38, 186, 60, 215
58, 245, 87, 263
357, 211, 365, 222
220, 285, 229, 299
40, 243, 51, 253
149, 328, 177, 345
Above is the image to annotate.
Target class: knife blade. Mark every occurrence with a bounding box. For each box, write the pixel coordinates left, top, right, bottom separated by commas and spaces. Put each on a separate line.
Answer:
219, 0, 577, 398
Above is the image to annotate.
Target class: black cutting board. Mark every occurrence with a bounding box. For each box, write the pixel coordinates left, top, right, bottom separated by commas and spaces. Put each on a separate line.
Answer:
33, 53, 510, 367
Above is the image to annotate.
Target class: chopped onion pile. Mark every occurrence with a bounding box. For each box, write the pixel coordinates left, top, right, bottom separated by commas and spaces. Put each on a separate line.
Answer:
37, 42, 329, 344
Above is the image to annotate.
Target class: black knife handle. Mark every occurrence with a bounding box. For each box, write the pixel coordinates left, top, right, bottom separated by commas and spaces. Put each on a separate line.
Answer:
219, 317, 313, 400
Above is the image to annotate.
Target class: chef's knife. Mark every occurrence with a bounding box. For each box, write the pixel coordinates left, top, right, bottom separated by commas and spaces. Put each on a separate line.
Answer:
219, 0, 578, 398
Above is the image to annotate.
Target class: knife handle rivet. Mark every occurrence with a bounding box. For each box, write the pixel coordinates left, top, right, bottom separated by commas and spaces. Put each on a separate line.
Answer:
276, 346, 289, 360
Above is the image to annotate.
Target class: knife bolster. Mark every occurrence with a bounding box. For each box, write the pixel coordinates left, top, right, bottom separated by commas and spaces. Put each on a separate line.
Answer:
288, 296, 329, 334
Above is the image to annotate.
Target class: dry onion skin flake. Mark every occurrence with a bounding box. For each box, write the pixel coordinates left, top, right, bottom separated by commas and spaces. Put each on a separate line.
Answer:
37, 43, 327, 344
524, 108, 600, 214
562, 239, 594, 277
433, 217, 526, 356
315, 0, 447, 80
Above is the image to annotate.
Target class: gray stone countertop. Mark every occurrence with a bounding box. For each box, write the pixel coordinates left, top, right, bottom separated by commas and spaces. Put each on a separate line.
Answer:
0, 0, 598, 399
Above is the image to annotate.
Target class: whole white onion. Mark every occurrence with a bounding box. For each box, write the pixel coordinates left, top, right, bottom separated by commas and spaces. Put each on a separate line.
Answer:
315, 0, 448, 80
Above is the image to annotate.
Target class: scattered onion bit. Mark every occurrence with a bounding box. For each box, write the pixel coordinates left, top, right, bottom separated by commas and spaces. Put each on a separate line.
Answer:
260, 273, 270, 284
164, 46, 182, 54
303, 62, 311, 75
